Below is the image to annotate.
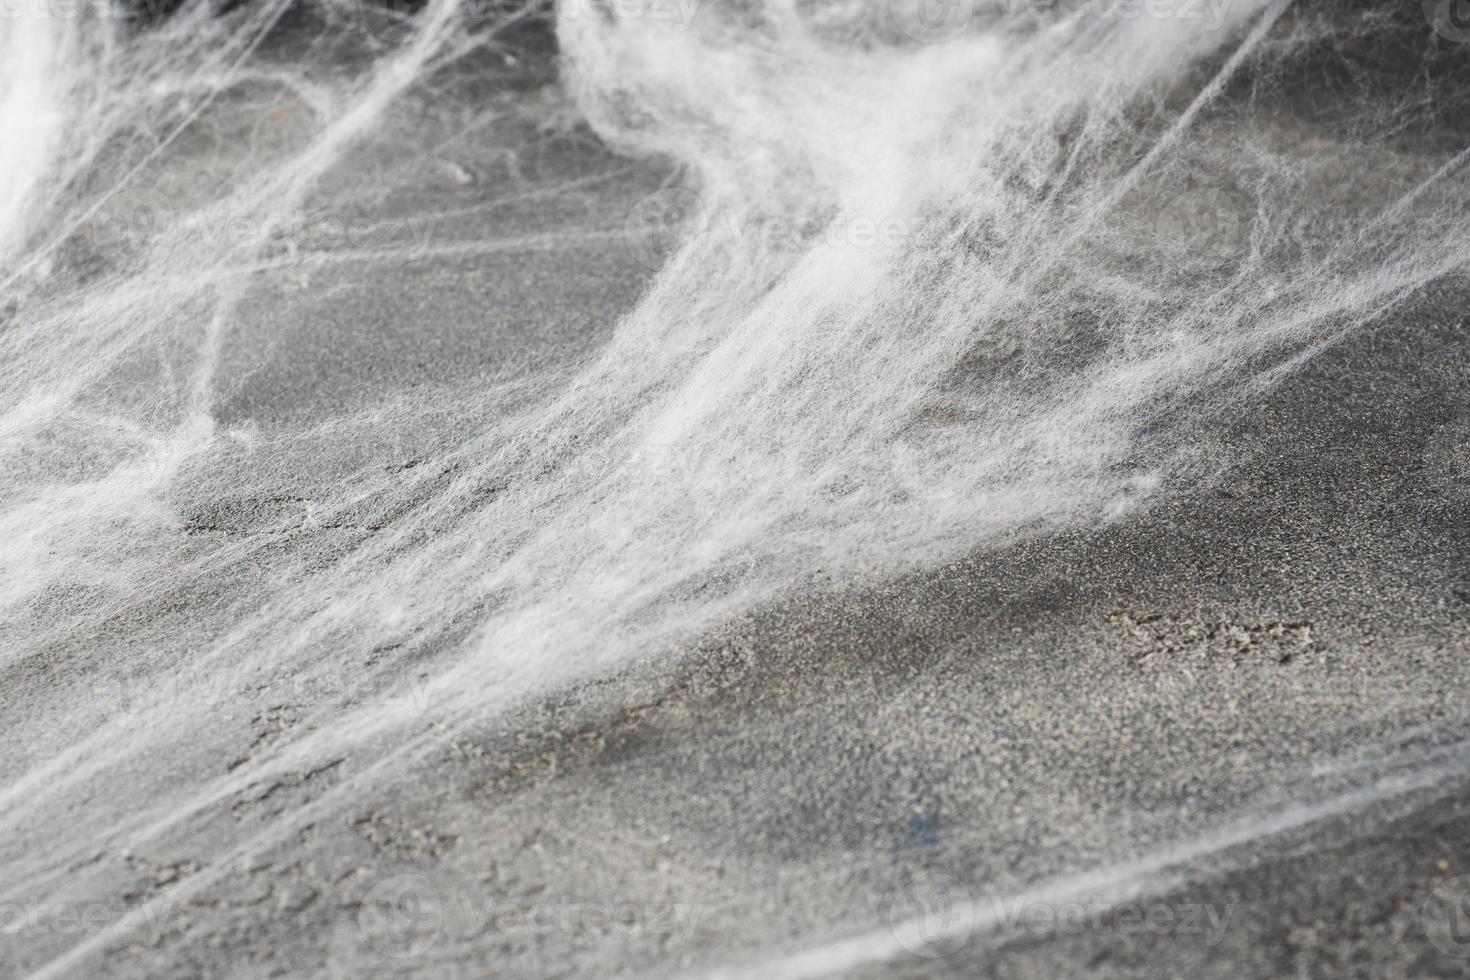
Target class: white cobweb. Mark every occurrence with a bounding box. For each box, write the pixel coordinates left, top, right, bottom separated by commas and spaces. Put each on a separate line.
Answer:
0, 0, 1467, 971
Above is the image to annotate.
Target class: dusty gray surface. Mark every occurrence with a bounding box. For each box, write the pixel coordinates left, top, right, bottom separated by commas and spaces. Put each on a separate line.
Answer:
4, 9, 1470, 980
9, 193, 1467, 980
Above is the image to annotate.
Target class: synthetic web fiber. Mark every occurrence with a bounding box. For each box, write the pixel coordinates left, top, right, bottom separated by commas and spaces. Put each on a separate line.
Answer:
0, 0, 1467, 972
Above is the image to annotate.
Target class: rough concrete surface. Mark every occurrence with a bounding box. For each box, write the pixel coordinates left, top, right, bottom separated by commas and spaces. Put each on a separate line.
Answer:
3, 9, 1470, 980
